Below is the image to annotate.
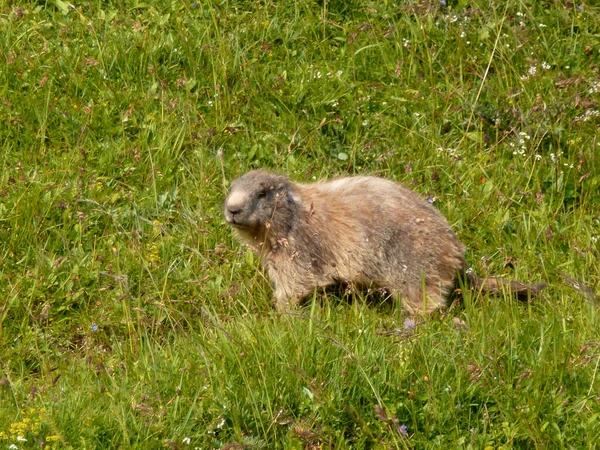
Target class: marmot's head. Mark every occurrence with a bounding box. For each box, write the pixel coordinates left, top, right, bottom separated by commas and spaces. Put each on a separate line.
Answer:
224, 170, 295, 239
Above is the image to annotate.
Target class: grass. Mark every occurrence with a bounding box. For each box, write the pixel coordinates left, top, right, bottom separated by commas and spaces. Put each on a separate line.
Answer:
0, 0, 599, 448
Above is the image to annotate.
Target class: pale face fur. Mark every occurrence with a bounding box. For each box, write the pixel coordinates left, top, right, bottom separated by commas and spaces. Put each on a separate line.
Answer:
224, 169, 296, 247
224, 169, 467, 315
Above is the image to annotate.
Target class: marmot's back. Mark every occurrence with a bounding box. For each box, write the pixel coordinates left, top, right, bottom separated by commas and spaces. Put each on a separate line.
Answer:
295, 176, 466, 312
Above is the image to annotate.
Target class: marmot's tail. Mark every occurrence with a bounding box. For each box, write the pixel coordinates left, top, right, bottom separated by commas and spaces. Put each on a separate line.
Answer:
464, 271, 547, 301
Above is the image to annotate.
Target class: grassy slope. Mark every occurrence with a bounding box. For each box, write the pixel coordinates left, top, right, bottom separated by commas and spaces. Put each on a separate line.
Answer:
0, 0, 599, 448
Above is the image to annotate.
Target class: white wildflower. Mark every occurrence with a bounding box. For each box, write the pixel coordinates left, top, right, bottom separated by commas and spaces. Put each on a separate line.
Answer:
574, 109, 600, 122
588, 82, 600, 94
438, 147, 458, 158
521, 65, 537, 80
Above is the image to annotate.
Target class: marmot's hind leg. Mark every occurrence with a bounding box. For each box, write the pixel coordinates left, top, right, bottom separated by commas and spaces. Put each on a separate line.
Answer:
394, 282, 450, 315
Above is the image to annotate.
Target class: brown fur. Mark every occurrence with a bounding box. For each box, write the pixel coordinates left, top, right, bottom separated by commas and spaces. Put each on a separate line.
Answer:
224, 169, 545, 314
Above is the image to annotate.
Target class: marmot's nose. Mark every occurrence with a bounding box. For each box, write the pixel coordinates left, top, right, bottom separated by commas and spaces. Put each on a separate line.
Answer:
227, 206, 241, 216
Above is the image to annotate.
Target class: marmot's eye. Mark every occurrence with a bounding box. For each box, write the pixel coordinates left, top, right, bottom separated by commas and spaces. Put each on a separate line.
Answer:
257, 188, 268, 198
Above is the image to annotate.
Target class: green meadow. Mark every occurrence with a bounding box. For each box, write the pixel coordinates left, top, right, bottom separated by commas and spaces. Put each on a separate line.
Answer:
1, 0, 599, 448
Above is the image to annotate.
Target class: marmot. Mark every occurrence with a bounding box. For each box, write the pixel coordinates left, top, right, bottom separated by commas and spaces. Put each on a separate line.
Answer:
224, 169, 545, 314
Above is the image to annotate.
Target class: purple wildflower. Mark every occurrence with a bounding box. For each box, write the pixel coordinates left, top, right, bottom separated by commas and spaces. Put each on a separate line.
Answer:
403, 317, 416, 330
399, 423, 408, 436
